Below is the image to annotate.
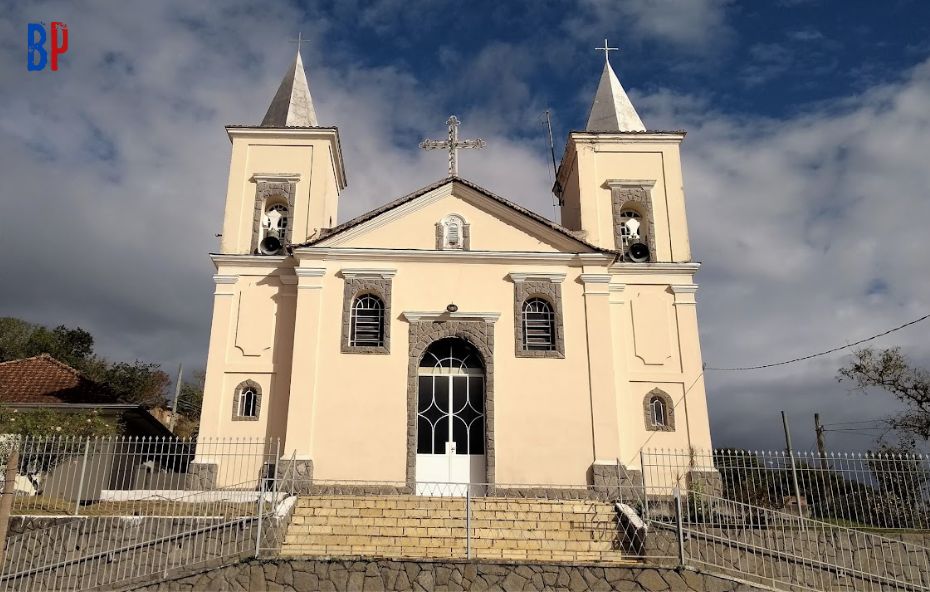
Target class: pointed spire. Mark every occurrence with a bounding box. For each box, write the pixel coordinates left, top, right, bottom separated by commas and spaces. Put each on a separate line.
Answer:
261, 50, 319, 127
585, 45, 646, 132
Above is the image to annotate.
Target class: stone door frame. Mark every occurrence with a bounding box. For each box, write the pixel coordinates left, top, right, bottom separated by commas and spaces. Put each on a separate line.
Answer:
405, 318, 495, 491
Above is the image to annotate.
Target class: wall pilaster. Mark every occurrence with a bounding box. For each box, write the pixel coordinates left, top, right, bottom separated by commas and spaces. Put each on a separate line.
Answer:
669, 283, 713, 451
197, 274, 239, 441
282, 267, 327, 463
580, 273, 621, 467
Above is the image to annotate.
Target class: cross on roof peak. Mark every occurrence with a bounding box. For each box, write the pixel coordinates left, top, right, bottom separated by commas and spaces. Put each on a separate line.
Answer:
419, 115, 487, 177
595, 38, 619, 63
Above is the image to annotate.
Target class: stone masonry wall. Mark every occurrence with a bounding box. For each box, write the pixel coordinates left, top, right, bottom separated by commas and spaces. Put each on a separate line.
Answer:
126, 557, 766, 591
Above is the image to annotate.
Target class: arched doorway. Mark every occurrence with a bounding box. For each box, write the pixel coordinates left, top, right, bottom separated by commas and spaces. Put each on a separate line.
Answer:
415, 338, 486, 495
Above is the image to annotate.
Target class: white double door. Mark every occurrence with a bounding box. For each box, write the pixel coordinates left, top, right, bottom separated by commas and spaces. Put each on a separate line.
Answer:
415, 369, 485, 496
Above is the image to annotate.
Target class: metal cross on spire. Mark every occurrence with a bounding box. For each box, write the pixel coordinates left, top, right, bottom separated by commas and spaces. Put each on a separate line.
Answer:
288, 32, 304, 53
595, 38, 619, 62
419, 115, 486, 177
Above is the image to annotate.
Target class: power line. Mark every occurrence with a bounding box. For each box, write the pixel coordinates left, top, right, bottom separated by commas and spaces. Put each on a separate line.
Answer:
705, 313, 930, 372
822, 419, 890, 427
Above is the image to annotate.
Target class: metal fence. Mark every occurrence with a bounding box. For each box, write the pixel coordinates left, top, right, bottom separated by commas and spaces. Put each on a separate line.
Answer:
643, 448, 930, 531
3, 438, 930, 591
0, 436, 286, 591
651, 489, 930, 591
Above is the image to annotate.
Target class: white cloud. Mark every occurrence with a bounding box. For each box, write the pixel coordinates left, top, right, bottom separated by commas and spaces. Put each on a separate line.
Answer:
567, 0, 735, 52
2, 0, 929, 453
637, 59, 930, 449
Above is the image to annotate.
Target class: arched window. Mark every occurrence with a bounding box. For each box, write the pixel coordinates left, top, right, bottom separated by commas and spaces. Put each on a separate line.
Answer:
618, 209, 642, 241
350, 294, 385, 347
439, 214, 468, 250
522, 298, 556, 351
649, 395, 667, 428
233, 381, 261, 421
644, 389, 674, 431
262, 202, 289, 240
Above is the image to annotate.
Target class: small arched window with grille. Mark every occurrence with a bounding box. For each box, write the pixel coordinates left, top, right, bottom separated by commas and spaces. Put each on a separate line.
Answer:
350, 294, 385, 347
522, 298, 556, 351
262, 202, 289, 239
649, 395, 667, 428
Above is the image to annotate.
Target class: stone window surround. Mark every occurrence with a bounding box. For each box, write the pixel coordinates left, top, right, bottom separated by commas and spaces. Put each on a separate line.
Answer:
509, 272, 566, 359
340, 269, 396, 354
607, 179, 657, 262
643, 388, 675, 432
232, 379, 262, 421
405, 317, 496, 490
434, 213, 471, 250
250, 173, 300, 254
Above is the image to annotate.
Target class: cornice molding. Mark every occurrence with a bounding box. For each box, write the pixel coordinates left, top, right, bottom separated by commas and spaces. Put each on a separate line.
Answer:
213, 274, 238, 285
211, 254, 291, 268
508, 272, 567, 284
579, 273, 611, 284
669, 284, 699, 294
402, 311, 500, 323
252, 172, 301, 183
339, 268, 398, 279
295, 267, 326, 278
296, 248, 603, 265
609, 262, 701, 275
605, 179, 657, 189
279, 276, 299, 286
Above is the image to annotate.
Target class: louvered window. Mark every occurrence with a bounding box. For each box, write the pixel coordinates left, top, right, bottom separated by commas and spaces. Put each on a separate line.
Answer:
522, 298, 556, 351
350, 295, 385, 347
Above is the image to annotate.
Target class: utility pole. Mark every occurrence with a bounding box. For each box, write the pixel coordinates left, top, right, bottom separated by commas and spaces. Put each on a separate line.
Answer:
781, 411, 804, 520
169, 363, 182, 434
814, 413, 827, 469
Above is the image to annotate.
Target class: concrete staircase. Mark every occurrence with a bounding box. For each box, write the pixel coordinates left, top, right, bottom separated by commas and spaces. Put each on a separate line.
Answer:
280, 495, 631, 563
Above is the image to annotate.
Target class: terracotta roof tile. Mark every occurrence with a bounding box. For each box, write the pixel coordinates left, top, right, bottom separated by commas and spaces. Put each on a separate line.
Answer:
0, 354, 116, 405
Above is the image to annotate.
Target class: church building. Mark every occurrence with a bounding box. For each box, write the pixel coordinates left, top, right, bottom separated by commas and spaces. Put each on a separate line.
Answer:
196, 47, 713, 492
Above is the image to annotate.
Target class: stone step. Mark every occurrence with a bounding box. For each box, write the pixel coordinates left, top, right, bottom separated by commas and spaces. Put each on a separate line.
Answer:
280, 495, 626, 562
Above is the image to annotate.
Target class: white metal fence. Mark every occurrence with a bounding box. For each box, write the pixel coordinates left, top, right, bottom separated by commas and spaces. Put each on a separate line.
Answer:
0, 437, 286, 591
652, 489, 930, 591
2, 438, 930, 591
642, 448, 930, 530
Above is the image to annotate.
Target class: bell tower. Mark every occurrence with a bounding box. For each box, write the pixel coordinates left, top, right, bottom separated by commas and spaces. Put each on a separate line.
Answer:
219, 50, 347, 256
556, 47, 692, 264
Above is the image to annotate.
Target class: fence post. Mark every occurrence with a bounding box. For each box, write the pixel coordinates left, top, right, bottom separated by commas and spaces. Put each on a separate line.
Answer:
465, 486, 472, 560
255, 467, 266, 557
0, 446, 20, 568
74, 437, 91, 516
639, 450, 649, 521
781, 412, 804, 522
673, 486, 685, 568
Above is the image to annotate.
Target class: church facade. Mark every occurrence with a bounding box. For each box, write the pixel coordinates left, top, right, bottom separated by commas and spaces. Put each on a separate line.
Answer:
197, 49, 713, 491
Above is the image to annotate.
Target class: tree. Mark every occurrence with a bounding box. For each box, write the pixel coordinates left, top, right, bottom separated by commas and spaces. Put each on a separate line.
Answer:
0, 318, 95, 368
173, 370, 205, 438
838, 347, 930, 442
96, 361, 170, 408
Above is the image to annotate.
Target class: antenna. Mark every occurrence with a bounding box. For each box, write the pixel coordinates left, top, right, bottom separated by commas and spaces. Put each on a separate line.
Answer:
544, 110, 564, 207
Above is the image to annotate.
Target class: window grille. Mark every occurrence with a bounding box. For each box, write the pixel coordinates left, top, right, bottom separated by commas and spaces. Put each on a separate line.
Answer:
522, 298, 556, 351
619, 210, 641, 238
263, 203, 289, 239
238, 387, 258, 418
350, 294, 385, 346
649, 395, 667, 428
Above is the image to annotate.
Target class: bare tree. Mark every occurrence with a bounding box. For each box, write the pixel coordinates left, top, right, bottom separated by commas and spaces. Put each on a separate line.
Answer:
838, 347, 930, 442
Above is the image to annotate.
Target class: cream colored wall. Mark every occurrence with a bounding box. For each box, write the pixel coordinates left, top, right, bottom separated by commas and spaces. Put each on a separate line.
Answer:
295, 258, 599, 486
559, 134, 692, 263
322, 186, 573, 253
220, 130, 343, 255
199, 263, 297, 444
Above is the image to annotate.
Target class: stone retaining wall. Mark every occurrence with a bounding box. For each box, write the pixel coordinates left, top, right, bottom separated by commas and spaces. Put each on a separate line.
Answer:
125, 557, 766, 591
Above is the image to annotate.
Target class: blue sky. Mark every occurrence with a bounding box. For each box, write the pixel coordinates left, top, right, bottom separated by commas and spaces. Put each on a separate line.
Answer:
1, 0, 929, 452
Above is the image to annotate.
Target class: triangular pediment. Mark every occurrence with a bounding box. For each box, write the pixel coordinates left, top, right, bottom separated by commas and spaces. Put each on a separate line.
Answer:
302, 178, 601, 253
